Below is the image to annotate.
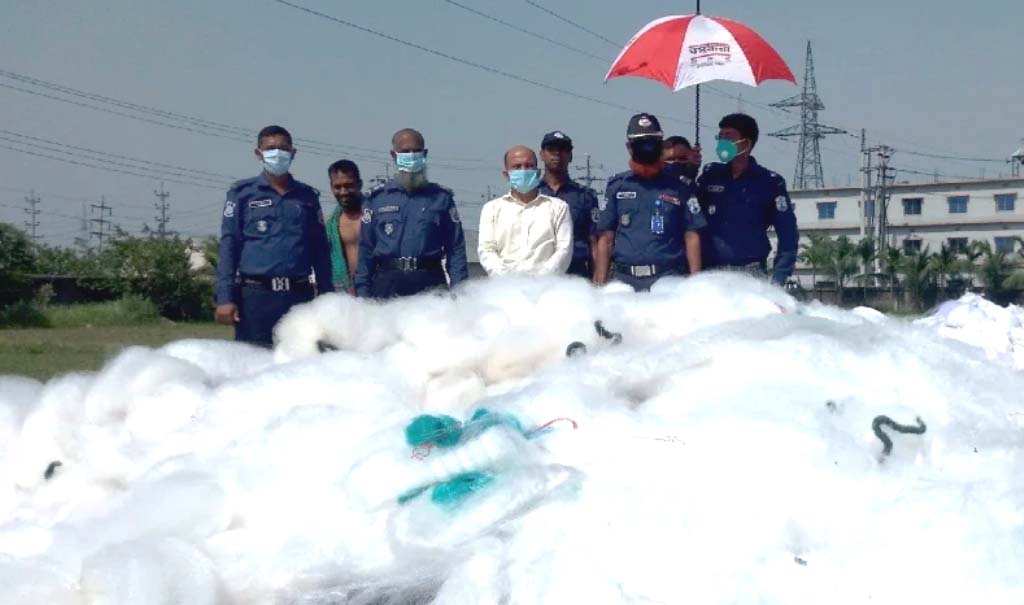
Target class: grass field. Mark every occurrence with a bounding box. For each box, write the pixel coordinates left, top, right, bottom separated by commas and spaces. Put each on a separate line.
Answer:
0, 322, 231, 381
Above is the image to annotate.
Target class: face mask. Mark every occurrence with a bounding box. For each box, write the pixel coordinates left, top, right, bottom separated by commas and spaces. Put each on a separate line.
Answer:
396, 151, 427, 173
716, 138, 747, 163
664, 161, 699, 181
261, 148, 293, 175
508, 169, 541, 193
630, 139, 662, 165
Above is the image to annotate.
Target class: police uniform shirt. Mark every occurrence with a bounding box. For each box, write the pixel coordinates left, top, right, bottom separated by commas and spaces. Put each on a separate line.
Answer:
538, 179, 598, 264
596, 170, 705, 266
695, 157, 799, 283
353, 179, 469, 296
215, 174, 334, 304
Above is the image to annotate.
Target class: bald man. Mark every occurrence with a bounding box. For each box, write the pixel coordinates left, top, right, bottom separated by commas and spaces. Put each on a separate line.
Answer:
354, 128, 469, 298
478, 145, 573, 275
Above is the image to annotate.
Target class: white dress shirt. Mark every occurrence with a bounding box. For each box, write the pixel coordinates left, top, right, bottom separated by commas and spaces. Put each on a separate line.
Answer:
477, 192, 573, 275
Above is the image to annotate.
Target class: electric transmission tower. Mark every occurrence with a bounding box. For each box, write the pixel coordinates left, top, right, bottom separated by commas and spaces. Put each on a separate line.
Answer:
23, 192, 41, 242
153, 183, 173, 238
90, 197, 113, 250
768, 41, 846, 189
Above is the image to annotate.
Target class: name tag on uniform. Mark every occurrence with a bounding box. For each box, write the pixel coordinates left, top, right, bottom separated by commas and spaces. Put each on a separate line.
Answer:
616, 191, 637, 199
249, 198, 273, 208
658, 194, 680, 205
707, 185, 725, 193
378, 205, 400, 213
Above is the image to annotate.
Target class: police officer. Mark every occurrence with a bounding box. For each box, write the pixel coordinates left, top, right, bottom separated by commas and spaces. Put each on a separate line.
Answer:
538, 131, 599, 279
594, 113, 706, 292
696, 113, 799, 285
215, 125, 334, 347
354, 128, 469, 298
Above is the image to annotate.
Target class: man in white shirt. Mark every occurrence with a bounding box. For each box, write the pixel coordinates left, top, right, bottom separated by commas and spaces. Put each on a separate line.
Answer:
478, 146, 573, 275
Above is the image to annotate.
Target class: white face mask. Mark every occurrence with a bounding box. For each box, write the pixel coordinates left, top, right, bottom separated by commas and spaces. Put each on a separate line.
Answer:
261, 149, 293, 175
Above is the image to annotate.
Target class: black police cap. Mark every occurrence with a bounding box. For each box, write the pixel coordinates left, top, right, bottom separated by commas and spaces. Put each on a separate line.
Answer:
627, 113, 663, 139
541, 131, 573, 149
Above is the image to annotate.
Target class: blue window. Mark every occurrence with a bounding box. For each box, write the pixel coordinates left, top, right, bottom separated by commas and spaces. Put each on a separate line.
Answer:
947, 195, 969, 214
995, 193, 1016, 212
902, 198, 922, 215
864, 200, 875, 218
817, 201, 836, 220
994, 237, 1016, 254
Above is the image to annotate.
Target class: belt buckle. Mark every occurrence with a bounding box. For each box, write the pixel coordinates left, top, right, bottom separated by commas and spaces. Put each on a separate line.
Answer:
271, 277, 290, 292
634, 265, 653, 277
400, 257, 416, 271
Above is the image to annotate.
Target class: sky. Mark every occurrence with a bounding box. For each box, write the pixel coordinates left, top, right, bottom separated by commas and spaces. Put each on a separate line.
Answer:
1, 0, 1022, 247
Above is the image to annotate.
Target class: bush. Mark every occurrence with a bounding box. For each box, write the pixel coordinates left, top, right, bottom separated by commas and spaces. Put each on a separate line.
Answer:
0, 223, 37, 305
0, 301, 50, 328
43, 296, 160, 328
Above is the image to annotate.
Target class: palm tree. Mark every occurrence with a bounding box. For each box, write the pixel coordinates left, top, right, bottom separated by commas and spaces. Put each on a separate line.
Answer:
960, 241, 985, 289
900, 247, 933, 311
855, 237, 876, 303
799, 233, 833, 296
879, 246, 902, 309
973, 240, 1016, 304
927, 243, 958, 302
825, 235, 860, 305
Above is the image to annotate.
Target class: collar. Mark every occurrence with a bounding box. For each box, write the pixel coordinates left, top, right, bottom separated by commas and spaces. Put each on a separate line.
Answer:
540, 177, 580, 194
502, 191, 549, 206
256, 171, 296, 193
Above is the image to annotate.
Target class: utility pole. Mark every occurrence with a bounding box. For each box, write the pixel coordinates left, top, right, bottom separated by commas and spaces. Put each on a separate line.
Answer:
153, 183, 171, 238
23, 192, 41, 242
859, 130, 874, 241
768, 41, 847, 189
479, 185, 494, 202
75, 202, 89, 249
1010, 139, 1023, 177
574, 153, 605, 191
90, 197, 113, 250
872, 146, 895, 256
368, 163, 392, 189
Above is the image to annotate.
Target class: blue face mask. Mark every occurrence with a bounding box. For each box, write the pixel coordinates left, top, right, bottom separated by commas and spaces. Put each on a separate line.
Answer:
716, 138, 747, 163
261, 148, 293, 175
396, 151, 427, 173
508, 169, 541, 193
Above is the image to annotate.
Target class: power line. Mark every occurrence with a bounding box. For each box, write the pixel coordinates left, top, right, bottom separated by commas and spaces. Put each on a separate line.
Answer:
441, 0, 608, 62
892, 149, 1005, 164
522, 0, 621, 48
0, 68, 487, 164
270, 0, 695, 126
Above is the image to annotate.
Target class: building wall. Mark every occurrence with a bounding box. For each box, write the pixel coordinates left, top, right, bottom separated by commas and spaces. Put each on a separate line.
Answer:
768, 178, 1024, 286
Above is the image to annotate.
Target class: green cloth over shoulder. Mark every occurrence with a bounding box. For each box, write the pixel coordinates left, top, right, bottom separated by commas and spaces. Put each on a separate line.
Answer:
325, 204, 350, 291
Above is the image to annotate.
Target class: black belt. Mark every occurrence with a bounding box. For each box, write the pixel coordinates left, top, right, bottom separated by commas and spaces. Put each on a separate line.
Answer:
378, 256, 443, 272
613, 262, 676, 278
239, 274, 312, 292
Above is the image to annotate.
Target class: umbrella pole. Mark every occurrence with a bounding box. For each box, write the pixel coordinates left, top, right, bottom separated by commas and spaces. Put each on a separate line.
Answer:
694, 0, 701, 146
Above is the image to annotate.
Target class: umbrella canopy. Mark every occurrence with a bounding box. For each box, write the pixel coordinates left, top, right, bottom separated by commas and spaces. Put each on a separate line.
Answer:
606, 14, 795, 90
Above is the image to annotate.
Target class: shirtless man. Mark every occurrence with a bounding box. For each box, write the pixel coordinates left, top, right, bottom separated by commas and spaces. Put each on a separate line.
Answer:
326, 160, 364, 293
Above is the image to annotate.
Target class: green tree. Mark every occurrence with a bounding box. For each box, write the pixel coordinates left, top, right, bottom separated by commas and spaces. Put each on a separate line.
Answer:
799, 233, 833, 295
99, 234, 213, 320
900, 248, 934, 311
824, 235, 859, 305
972, 240, 1017, 304
879, 246, 903, 310
0, 223, 37, 304
927, 243, 958, 302
855, 236, 877, 302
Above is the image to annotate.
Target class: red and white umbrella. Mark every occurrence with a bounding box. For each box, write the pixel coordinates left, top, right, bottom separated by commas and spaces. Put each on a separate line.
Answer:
605, 13, 795, 144
605, 14, 795, 90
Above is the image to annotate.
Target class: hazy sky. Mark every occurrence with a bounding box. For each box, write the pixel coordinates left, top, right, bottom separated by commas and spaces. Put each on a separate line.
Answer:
2, 0, 1022, 246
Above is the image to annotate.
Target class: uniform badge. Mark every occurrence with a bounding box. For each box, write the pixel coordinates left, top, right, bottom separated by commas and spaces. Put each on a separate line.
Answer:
361, 208, 373, 224
553, 131, 565, 139
616, 191, 637, 199
707, 185, 725, 193
775, 195, 790, 212
638, 117, 652, 127
687, 198, 701, 214
599, 196, 608, 210
620, 214, 631, 227
256, 220, 268, 233
709, 204, 717, 215
223, 200, 235, 218
591, 207, 601, 223
449, 206, 461, 223
384, 222, 396, 236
